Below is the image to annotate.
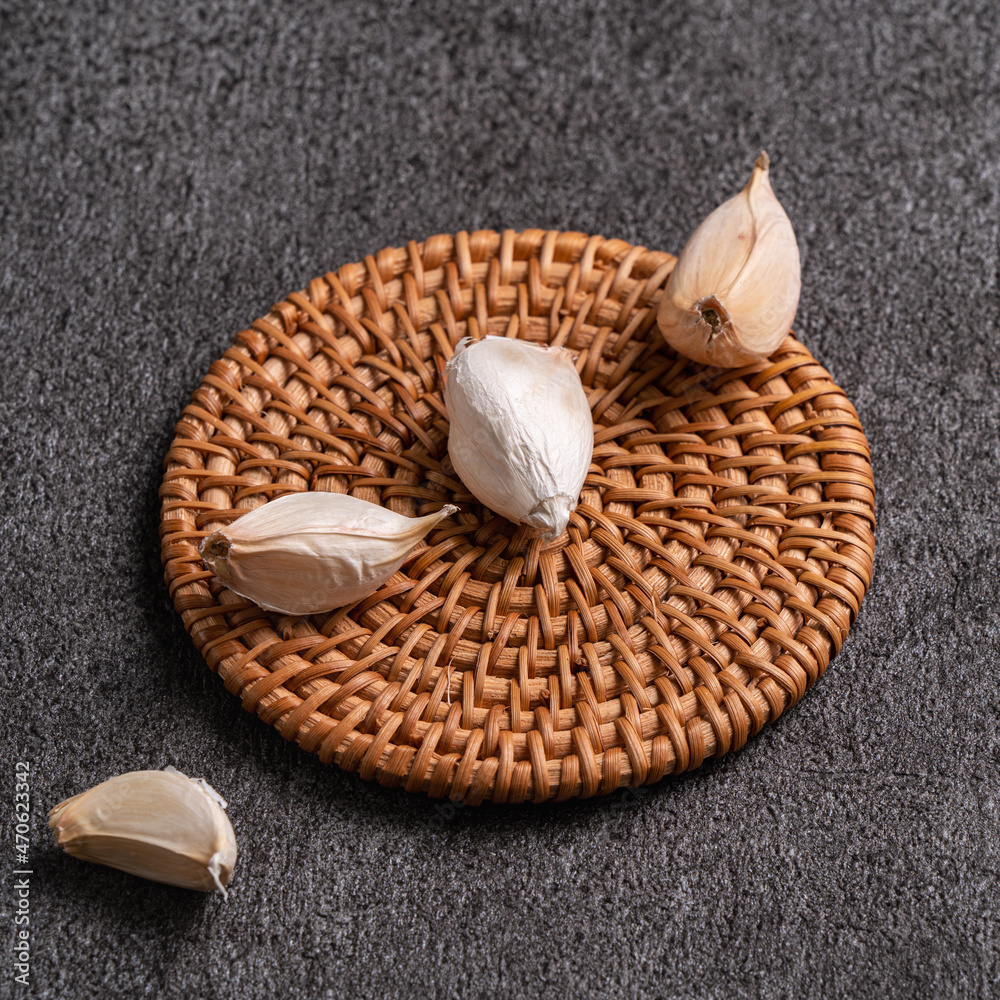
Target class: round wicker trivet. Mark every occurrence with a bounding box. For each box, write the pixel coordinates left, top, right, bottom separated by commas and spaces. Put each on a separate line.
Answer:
159, 229, 875, 804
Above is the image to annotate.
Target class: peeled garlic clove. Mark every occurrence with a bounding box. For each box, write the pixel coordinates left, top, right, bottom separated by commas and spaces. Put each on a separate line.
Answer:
200, 492, 458, 616
444, 336, 593, 541
657, 151, 801, 367
48, 768, 237, 895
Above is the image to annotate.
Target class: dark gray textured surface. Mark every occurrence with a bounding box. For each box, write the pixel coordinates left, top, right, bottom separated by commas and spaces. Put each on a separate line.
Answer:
2, 2, 998, 998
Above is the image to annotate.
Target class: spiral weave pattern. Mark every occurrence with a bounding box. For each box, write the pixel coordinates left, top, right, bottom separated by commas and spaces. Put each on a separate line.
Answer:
160, 229, 875, 803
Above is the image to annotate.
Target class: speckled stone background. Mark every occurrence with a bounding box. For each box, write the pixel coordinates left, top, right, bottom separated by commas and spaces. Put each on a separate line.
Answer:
2, 2, 998, 998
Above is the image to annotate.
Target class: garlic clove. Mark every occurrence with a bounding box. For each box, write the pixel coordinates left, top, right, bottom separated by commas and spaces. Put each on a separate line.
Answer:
48, 769, 237, 895
200, 492, 458, 616
444, 336, 593, 541
657, 151, 801, 368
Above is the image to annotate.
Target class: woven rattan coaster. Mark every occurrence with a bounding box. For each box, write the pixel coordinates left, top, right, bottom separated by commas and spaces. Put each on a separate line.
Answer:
159, 229, 875, 804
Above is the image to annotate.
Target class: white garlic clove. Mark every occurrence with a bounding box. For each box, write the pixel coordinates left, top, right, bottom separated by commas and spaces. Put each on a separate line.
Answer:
200, 492, 458, 616
657, 151, 801, 367
444, 336, 594, 541
48, 769, 237, 895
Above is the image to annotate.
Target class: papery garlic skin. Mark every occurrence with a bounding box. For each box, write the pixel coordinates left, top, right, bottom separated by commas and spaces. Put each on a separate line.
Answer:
657, 151, 801, 367
48, 768, 237, 895
200, 492, 458, 615
444, 336, 593, 540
